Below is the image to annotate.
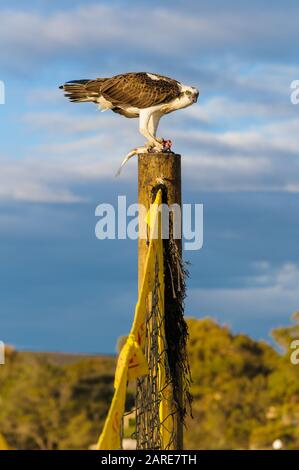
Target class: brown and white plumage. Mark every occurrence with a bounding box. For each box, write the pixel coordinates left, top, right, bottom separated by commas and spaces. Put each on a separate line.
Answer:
60, 72, 199, 173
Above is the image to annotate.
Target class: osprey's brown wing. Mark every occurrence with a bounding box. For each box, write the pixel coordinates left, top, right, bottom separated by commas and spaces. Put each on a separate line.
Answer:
99, 72, 181, 109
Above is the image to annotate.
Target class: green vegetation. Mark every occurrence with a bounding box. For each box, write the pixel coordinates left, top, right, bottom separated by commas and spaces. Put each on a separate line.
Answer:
0, 315, 298, 450
186, 314, 299, 449
0, 350, 118, 449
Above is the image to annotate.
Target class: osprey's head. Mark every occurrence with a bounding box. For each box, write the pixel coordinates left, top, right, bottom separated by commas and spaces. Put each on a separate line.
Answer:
185, 87, 199, 103
165, 83, 199, 112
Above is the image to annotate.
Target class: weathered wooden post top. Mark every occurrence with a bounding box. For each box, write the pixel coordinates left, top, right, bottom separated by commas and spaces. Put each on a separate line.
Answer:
138, 152, 181, 289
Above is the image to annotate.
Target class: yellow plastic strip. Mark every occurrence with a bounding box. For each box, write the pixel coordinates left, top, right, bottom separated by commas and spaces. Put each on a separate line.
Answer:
97, 189, 170, 450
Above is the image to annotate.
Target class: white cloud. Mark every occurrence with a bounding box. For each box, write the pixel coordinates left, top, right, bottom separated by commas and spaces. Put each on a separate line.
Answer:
185, 93, 298, 125
1, 87, 299, 203
251, 262, 299, 289
188, 262, 299, 321
26, 87, 63, 105
0, 111, 138, 203
162, 94, 299, 192
0, 155, 85, 203
23, 111, 116, 134
0, 3, 298, 69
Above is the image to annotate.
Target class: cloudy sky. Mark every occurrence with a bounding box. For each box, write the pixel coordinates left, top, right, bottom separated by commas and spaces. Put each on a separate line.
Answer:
0, 0, 299, 353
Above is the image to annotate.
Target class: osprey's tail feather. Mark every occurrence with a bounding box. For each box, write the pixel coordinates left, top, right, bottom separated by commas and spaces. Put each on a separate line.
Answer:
59, 80, 95, 103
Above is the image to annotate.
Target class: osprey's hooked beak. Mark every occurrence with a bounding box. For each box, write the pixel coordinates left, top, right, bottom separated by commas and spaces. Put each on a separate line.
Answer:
193, 88, 199, 103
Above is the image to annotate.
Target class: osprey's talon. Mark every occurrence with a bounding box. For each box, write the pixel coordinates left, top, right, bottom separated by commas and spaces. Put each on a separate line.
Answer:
153, 141, 164, 152
145, 141, 155, 151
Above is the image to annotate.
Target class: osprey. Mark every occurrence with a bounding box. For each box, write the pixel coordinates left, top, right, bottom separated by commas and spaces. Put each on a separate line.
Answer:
60, 72, 199, 174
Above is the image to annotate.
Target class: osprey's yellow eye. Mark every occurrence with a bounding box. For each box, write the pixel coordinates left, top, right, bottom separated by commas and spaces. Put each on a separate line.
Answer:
185, 90, 192, 96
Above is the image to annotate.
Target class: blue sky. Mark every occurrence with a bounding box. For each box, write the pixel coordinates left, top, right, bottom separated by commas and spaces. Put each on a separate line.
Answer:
0, 0, 299, 353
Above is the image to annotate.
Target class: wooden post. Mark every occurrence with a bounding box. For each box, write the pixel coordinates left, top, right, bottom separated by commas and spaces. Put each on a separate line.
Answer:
138, 152, 183, 450
138, 152, 182, 288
